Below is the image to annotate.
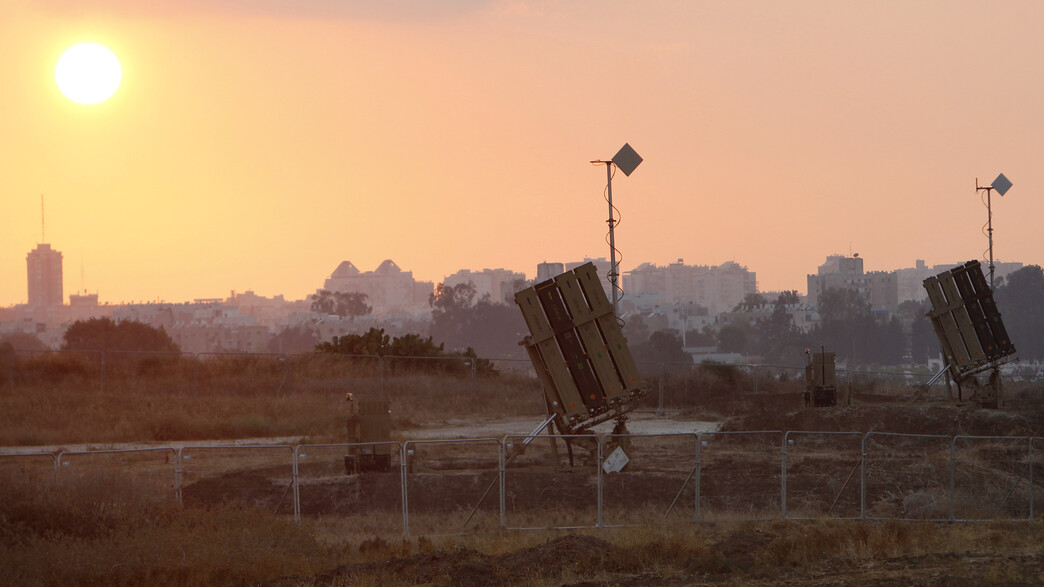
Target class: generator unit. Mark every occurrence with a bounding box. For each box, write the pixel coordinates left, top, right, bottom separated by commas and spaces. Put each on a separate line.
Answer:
344, 394, 394, 474
804, 349, 837, 407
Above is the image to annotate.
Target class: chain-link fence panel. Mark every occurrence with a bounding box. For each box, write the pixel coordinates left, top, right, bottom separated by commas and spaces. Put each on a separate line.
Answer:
179, 445, 295, 516
11, 350, 103, 392
295, 442, 403, 532
782, 431, 862, 519
58, 448, 179, 506
286, 353, 382, 394
502, 434, 600, 530
383, 355, 475, 380
194, 353, 293, 394
952, 436, 1033, 521
1034, 437, 1044, 520
402, 439, 501, 536
697, 431, 783, 521
598, 433, 698, 526
100, 350, 197, 394
486, 358, 536, 377
0, 452, 57, 494
862, 432, 951, 520
753, 365, 807, 396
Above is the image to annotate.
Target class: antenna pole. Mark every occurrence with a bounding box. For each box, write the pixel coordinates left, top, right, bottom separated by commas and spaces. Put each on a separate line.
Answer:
987, 187, 994, 290
605, 162, 619, 315
41, 194, 45, 243
976, 178, 997, 290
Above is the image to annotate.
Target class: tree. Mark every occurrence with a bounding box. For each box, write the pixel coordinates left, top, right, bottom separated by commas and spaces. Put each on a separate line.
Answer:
266, 325, 319, 354
310, 290, 372, 320
718, 323, 751, 354
756, 292, 807, 364
897, 299, 937, 363
621, 314, 652, 346
810, 288, 904, 366
62, 318, 180, 353
314, 327, 498, 376
315, 327, 389, 356
733, 292, 767, 312
993, 265, 1044, 360
0, 332, 49, 352
631, 330, 692, 366
429, 282, 477, 348
429, 282, 526, 358
683, 326, 716, 347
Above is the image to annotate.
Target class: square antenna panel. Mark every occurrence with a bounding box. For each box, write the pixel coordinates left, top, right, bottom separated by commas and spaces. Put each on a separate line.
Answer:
993, 173, 1012, 196
515, 262, 645, 432
612, 143, 643, 177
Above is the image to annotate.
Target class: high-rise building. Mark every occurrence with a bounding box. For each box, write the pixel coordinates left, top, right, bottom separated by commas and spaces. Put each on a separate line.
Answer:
806, 254, 898, 313
322, 259, 433, 317
536, 262, 564, 282
443, 268, 526, 304
623, 259, 757, 315
26, 243, 63, 306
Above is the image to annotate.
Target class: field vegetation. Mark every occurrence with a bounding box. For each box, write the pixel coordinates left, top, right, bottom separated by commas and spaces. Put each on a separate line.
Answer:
2, 353, 1043, 585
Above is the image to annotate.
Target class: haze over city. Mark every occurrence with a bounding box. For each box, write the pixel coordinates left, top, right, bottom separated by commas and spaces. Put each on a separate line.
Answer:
2, 1, 1042, 307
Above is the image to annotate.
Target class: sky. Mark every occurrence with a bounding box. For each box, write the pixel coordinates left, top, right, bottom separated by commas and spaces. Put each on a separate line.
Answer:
2, 0, 1042, 306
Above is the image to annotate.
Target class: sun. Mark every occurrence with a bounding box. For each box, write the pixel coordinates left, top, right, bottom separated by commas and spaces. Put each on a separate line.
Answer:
55, 43, 122, 105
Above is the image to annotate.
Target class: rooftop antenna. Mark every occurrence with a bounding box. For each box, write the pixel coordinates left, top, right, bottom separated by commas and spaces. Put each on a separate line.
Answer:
590, 143, 643, 316
40, 194, 45, 243
975, 173, 1013, 290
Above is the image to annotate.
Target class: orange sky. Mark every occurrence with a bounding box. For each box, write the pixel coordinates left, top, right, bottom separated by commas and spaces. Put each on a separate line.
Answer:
2, 1, 1041, 306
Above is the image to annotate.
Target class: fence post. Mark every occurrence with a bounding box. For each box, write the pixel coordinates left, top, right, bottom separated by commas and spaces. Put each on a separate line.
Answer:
860, 433, 868, 520
694, 433, 702, 522
175, 448, 184, 506
949, 437, 956, 522
292, 447, 301, 523
1029, 438, 1035, 521
753, 364, 758, 394
499, 439, 507, 529
781, 432, 788, 519
656, 363, 665, 416
597, 435, 605, 528
401, 441, 410, 536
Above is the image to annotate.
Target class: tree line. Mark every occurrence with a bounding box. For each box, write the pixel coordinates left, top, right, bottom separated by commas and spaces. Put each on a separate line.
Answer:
4, 265, 1041, 369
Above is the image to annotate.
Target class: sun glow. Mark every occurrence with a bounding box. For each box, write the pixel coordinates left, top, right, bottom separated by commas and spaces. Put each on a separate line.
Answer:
55, 43, 122, 104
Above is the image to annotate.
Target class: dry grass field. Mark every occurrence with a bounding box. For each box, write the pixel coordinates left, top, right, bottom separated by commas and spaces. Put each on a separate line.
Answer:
2, 355, 1043, 585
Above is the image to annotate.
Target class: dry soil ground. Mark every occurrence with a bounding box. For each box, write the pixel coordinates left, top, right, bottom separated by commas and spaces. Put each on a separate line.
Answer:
177, 403, 1044, 586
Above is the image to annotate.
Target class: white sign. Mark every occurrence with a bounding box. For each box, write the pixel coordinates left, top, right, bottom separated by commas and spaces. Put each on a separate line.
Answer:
602, 446, 629, 473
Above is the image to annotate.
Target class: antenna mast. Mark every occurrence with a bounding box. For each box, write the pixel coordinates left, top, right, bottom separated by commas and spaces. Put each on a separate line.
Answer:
590, 143, 643, 316
975, 173, 1013, 290
41, 194, 45, 243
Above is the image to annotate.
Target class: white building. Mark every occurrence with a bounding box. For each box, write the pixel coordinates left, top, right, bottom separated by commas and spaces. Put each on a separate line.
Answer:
443, 268, 527, 304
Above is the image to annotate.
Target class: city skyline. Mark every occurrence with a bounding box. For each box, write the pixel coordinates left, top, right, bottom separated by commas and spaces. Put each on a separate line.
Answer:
2, 2, 1042, 307
5, 239, 1027, 309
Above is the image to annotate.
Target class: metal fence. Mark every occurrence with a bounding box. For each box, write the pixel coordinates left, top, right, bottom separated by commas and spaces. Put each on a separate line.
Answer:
3, 431, 1041, 536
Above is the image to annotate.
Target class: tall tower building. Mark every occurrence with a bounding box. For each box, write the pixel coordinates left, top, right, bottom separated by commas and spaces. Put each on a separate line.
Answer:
27, 243, 63, 306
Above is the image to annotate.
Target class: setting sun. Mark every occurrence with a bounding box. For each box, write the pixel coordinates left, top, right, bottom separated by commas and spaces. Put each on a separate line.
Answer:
55, 43, 122, 105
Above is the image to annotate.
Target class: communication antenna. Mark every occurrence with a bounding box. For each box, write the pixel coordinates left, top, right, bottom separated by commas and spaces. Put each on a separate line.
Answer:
975, 173, 1013, 290
590, 143, 643, 315
41, 194, 45, 243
